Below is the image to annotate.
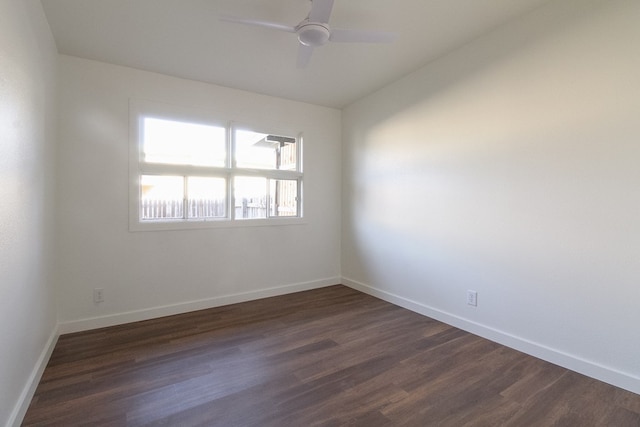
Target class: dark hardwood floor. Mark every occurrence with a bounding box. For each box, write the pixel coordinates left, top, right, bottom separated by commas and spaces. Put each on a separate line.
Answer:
23, 285, 640, 426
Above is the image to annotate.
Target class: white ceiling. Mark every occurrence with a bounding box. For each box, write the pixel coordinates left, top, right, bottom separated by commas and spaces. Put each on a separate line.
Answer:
40, 0, 552, 109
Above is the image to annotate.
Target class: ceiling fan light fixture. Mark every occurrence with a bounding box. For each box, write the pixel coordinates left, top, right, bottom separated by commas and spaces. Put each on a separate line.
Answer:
221, 0, 397, 68
297, 23, 330, 47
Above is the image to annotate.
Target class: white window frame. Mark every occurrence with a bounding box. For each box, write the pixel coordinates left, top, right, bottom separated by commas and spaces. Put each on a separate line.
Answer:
129, 99, 304, 231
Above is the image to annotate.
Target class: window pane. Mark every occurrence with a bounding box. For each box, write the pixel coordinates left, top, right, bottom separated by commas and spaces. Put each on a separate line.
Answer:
187, 177, 226, 219
140, 175, 184, 220
235, 129, 297, 170
234, 177, 267, 219
270, 179, 298, 217
143, 118, 226, 167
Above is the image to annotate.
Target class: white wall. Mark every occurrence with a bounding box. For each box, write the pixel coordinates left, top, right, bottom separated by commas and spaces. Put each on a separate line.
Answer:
342, 0, 640, 393
55, 56, 342, 330
0, 0, 58, 425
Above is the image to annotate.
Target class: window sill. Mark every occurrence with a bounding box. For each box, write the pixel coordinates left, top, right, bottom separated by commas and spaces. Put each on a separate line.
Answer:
129, 217, 307, 232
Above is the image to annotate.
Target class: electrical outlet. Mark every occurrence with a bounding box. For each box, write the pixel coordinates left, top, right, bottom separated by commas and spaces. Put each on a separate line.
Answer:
467, 290, 477, 307
94, 288, 104, 303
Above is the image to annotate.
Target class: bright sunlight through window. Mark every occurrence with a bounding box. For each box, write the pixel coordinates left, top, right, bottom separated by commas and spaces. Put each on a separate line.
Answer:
130, 101, 303, 230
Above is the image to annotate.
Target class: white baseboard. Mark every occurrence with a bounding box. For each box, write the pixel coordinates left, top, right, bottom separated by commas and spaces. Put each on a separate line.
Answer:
342, 277, 640, 396
7, 326, 59, 427
58, 277, 341, 335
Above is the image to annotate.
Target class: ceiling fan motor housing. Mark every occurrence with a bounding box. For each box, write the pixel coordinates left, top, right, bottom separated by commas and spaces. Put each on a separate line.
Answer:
297, 23, 330, 47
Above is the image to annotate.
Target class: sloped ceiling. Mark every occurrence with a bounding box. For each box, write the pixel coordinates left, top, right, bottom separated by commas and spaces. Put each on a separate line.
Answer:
41, 0, 552, 108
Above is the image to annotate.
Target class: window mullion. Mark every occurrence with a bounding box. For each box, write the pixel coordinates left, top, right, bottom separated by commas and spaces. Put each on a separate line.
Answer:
297, 177, 302, 217
228, 122, 234, 220
229, 172, 236, 220
231, 168, 301, 180
229, 122, 234, 167
297, 132, 303, 173
140, 162, 229, 176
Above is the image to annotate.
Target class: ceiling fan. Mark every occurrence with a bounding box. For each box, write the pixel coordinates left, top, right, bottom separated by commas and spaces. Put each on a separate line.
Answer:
221, 0, 397, 68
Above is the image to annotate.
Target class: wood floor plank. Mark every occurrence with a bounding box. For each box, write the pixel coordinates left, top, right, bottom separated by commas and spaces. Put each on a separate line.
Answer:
22, 285, 640, 426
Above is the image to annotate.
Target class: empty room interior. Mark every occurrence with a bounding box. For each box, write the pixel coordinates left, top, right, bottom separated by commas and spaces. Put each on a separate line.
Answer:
2, 0, 640, 425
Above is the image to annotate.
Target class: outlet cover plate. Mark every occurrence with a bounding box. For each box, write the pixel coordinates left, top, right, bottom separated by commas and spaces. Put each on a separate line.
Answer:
467, 290, 477, 307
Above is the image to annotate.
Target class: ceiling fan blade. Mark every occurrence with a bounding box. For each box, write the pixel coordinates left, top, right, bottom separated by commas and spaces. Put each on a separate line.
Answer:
309, 0, 335, 24
330, 28, 398, 43
297, 44, 315, 68
220, 15, 296, 33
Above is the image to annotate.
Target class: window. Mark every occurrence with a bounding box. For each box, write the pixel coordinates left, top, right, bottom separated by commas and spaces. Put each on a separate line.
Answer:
130, 100, 303, 230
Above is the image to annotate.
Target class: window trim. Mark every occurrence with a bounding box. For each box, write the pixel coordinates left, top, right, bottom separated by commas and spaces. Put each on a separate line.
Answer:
129, 99, 305, 231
